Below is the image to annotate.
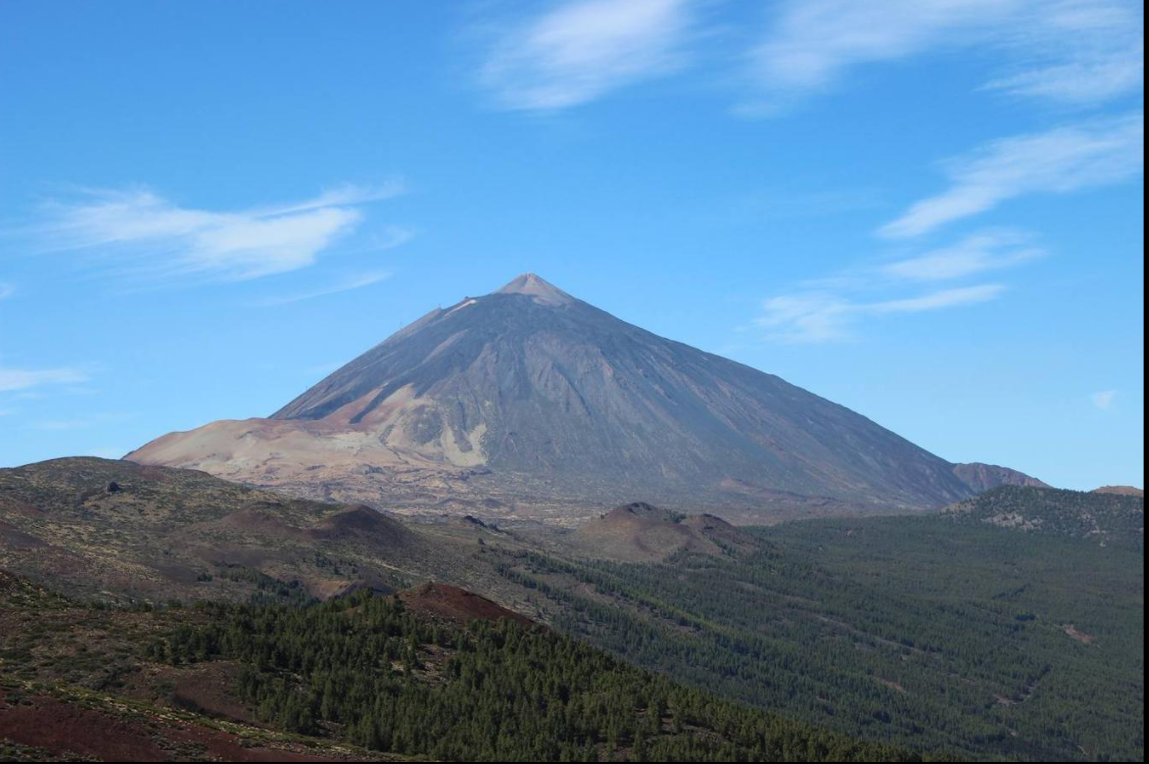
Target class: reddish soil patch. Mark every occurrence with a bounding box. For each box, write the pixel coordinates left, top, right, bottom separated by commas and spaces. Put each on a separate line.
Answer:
167, 661, 258, 724
1063, 624, 1096, 645
0, 689, 169, 760
398, 583, 534, 626
0, 688, 361, 761
0, 520, 46, 550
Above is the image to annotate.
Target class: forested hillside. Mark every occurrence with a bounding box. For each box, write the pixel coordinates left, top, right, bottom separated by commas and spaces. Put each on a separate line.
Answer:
2, 459, 1142, 761
494, 514, 1144, 761
941, 485, 1144, 547
0, 572, 930, 762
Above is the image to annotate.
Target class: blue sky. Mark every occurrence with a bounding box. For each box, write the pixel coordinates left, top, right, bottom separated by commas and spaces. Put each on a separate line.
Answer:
0, 0, 1143, 490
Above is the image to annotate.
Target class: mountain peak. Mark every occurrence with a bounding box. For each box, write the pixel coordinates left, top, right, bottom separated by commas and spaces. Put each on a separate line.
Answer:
132, 272, 982, 518
495, 273, 575, 306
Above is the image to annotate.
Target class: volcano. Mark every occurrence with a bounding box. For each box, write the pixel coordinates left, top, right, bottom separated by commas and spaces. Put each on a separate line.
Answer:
128, 274, 1028, 522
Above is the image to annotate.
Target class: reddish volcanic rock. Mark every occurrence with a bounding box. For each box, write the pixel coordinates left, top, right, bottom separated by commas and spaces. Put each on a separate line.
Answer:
397, 583, 533, 627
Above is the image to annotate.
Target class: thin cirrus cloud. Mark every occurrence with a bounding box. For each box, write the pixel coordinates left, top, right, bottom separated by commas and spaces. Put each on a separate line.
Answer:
750, 0, 1142, 107
0, 365, 90, 394
980, 2, 1143, 104
253, 270, 394, 308
879, 113, 1145, 239
755, 230, 1035, 343
474, 0, 1142, 112
755, 284, 1005, 343
26, 180, 407, 283
478, 0, 697, 111
1091, 390, 1119, 410
878, 230, 1045, 281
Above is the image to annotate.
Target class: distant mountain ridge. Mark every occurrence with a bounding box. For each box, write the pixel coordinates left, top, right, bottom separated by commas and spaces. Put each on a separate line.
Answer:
1093, 485, 1144, 497
951, 462, 1049, 493
129, 274, 1041, 522
942, 484, 1144, 548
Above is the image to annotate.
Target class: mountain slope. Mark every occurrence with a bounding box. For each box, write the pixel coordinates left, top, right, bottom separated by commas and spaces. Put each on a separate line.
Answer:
951, 462, 1048, 493
129, 274, 1030, 521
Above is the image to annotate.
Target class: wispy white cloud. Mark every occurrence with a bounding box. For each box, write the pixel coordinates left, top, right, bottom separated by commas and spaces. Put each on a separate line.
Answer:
753, 228, 1039, 342
24, 180, 406, 283
752, 0, 1012, 93
880, 113, 1144, 238
254, 270, 393, 307
869, 283, 1006, 313
984, 47, 1145, 104
0, 283, 13, 301
0, 365, 90, 393
359, 225, 416, 253
879, 230, 1044, 281
754, 293, 853, 343
1091, 389, 1118, 409
756, 283, 1005, 342
800, 229, 1042, 291
982, 3, 1143, 103
479, 0, 697, 111
749, 0, 1143, 107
